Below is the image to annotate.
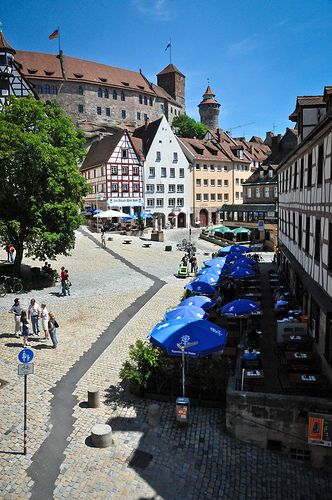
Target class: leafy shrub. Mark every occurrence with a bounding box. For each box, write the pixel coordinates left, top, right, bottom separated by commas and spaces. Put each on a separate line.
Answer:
119, 339, 165, 388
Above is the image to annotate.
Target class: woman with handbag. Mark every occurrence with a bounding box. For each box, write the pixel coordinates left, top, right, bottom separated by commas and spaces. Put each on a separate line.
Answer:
48, 311, 59, 349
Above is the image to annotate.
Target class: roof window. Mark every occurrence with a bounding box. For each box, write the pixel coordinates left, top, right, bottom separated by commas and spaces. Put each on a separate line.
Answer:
73, 73, 83, 78
121, 81, 129, 86
27, 68, 38, 74
99, 77, 107, 82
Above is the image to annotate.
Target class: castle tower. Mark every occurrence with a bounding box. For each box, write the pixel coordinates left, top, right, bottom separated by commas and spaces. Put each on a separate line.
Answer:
198, 85, 220, 130
157, 63, 185, 111
0, 23, 35, 109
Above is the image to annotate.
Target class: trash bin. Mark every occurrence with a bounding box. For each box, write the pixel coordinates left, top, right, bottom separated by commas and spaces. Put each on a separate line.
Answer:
176, 397, 190, 424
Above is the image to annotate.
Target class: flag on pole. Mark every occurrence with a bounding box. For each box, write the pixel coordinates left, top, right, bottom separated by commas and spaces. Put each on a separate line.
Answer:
48, 29, 59, 40
165, 41, 171, 51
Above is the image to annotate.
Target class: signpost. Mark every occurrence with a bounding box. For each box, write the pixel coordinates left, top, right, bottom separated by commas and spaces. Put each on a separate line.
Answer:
18, 349, 35, 455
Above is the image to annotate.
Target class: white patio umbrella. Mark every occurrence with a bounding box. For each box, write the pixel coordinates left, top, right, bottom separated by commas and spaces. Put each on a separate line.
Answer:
93, 209, 128, 218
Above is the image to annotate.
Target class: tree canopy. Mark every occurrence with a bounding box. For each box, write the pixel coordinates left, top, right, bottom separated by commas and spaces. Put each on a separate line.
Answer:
172, 114, 208, 139
0, 96, 89, 273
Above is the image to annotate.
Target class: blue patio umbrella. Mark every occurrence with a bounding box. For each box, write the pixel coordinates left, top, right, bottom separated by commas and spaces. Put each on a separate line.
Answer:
233, 257, 256, 268
179, 296, 216, 310
86, 207, 95, 213
228, 267, 256, 279
225, 253, 242, 263
141, 213, 153, 219
164, 305, 208, 322
197, 267, 223, 276
185, 279, 217, 295
149, 319, 228, 358
204, 257, 226, 268
149, 318, 228, 396
221, 299, 260, 316
93, 209, 104, 215
226, 254, 256, 266
192, 274, 220, 286
218, 245, 251, 256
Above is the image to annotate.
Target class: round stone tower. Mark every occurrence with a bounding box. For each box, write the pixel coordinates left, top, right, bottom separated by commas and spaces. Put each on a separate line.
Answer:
198, 85, 220, 130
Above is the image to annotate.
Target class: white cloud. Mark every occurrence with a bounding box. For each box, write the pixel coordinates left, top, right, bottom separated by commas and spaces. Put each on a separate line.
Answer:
227, 35, 258, 56
132, 0, 172, 21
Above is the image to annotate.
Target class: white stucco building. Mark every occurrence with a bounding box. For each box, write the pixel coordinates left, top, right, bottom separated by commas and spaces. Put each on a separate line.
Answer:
133, 116, 190, 227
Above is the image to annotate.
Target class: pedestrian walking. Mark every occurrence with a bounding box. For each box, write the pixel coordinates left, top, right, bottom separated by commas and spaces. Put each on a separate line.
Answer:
189, 254, 197, 273
21, 310, 30, 347
101, 231, 106, 248
48, 311, 59, 349
8, 297, 22, 337
61, 268, 70, 296
63, 270, 71, 296
28, 298, 41, 337
40, 303, 49, 341
8, 244, 15, 263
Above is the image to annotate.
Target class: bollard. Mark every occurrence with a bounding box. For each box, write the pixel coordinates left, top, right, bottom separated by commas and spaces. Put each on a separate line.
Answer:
148, 403, 161, 427
91, 424, 112, 448
88, 388, 100, 408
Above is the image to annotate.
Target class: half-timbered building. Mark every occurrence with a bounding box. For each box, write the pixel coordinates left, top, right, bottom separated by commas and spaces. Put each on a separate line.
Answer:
278, 85, 332, 382
80, 130, 144, 214
0, 27, 35, 109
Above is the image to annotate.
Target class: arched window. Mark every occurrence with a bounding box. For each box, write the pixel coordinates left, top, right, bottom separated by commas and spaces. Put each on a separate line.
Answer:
36, 85, 43, 94
78, 85, 84, 95
42, 84, 50, 94
113, 90, 117, 100
149, 97, 152, 106
51, 86, 58, 95
139, 94, 143, 104
98, 87, 103, 97
104, 88, 109, 98
144, 96, 148, 105
121, 91, 125, 101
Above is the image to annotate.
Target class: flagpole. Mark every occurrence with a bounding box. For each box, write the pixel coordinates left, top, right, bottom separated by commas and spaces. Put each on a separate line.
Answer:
170, 38, 172, 64
58, 26, 61, 54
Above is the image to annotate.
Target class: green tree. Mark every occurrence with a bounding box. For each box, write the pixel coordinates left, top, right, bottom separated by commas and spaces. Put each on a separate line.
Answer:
0, 96, 89, 274
172, 114, 208, 139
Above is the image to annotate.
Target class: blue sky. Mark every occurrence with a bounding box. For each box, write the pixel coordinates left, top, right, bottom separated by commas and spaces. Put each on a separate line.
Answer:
3, 0, 332, 139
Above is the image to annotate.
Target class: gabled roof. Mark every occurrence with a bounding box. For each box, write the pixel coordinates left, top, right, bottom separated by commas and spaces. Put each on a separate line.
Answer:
81, 130, 126, 170
151, 82, 178, 105
179, 137, 231, 162
0, 31, 15, 54
132, 117, 163, 156
157, 63, 185, 77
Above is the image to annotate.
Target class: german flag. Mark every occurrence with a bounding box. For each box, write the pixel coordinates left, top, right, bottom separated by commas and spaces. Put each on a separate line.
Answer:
48, 29, 59, 40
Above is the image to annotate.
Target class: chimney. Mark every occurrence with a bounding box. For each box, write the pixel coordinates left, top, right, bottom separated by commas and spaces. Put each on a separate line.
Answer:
144, 116, 150, 130
264, 131, 274, 147
271, 135, 282, 154
216, 128, 221, 143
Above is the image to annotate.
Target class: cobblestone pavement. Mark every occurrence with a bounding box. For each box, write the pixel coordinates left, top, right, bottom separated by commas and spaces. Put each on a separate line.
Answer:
0, 228, 332, 499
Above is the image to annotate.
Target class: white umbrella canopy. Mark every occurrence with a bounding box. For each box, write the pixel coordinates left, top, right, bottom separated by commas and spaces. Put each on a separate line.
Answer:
93, 209, 128, 218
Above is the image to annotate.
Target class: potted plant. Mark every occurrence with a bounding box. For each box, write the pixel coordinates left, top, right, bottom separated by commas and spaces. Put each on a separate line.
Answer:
119, 340, 165, 396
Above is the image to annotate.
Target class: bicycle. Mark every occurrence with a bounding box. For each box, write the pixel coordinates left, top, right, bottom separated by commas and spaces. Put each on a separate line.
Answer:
0, 275, 24, 297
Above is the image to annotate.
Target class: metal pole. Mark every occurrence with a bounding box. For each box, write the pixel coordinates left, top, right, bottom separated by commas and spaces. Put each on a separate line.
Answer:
23, 374, 27, 455
182, 349, 185, 397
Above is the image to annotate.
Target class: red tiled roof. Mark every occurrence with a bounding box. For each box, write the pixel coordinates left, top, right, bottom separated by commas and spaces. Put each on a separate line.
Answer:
157, 63, 185, 77
151, 83, 178, 105
179, 137, 231, 162
15, 51, 178, 101
199, 97, 220, 105
204, 85, 215, 95
0, 31, 15, 53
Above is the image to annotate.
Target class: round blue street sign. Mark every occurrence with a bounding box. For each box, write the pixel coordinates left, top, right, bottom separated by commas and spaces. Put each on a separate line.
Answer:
18, 348, 34, 364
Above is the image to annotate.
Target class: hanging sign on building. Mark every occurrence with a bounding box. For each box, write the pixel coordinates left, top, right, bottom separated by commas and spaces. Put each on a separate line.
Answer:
258, 220, 265, 232
308, 413, 332, 447
107, 198, 143, 207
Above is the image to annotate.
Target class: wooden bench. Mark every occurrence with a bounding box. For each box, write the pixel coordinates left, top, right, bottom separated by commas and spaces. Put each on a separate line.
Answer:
142, 243, 151, 248
123, 239, 132, 244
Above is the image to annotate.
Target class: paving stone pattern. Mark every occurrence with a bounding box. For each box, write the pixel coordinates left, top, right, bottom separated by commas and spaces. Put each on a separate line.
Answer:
0, 228, 332, 499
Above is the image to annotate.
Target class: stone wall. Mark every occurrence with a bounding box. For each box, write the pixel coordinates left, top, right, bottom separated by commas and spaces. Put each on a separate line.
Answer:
33, 79, 182, 130
226, 376, 332, 469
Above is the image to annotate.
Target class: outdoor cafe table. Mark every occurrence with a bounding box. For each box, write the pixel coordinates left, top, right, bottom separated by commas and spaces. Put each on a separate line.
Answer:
283, 333, 313, 351
289, 373, 324, 391
285, 352, 319, 364
243, 369, 264, 391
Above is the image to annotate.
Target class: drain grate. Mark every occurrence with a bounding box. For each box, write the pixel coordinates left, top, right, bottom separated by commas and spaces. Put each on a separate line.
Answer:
0, 379, 8, 390
127, 449, 153, 470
